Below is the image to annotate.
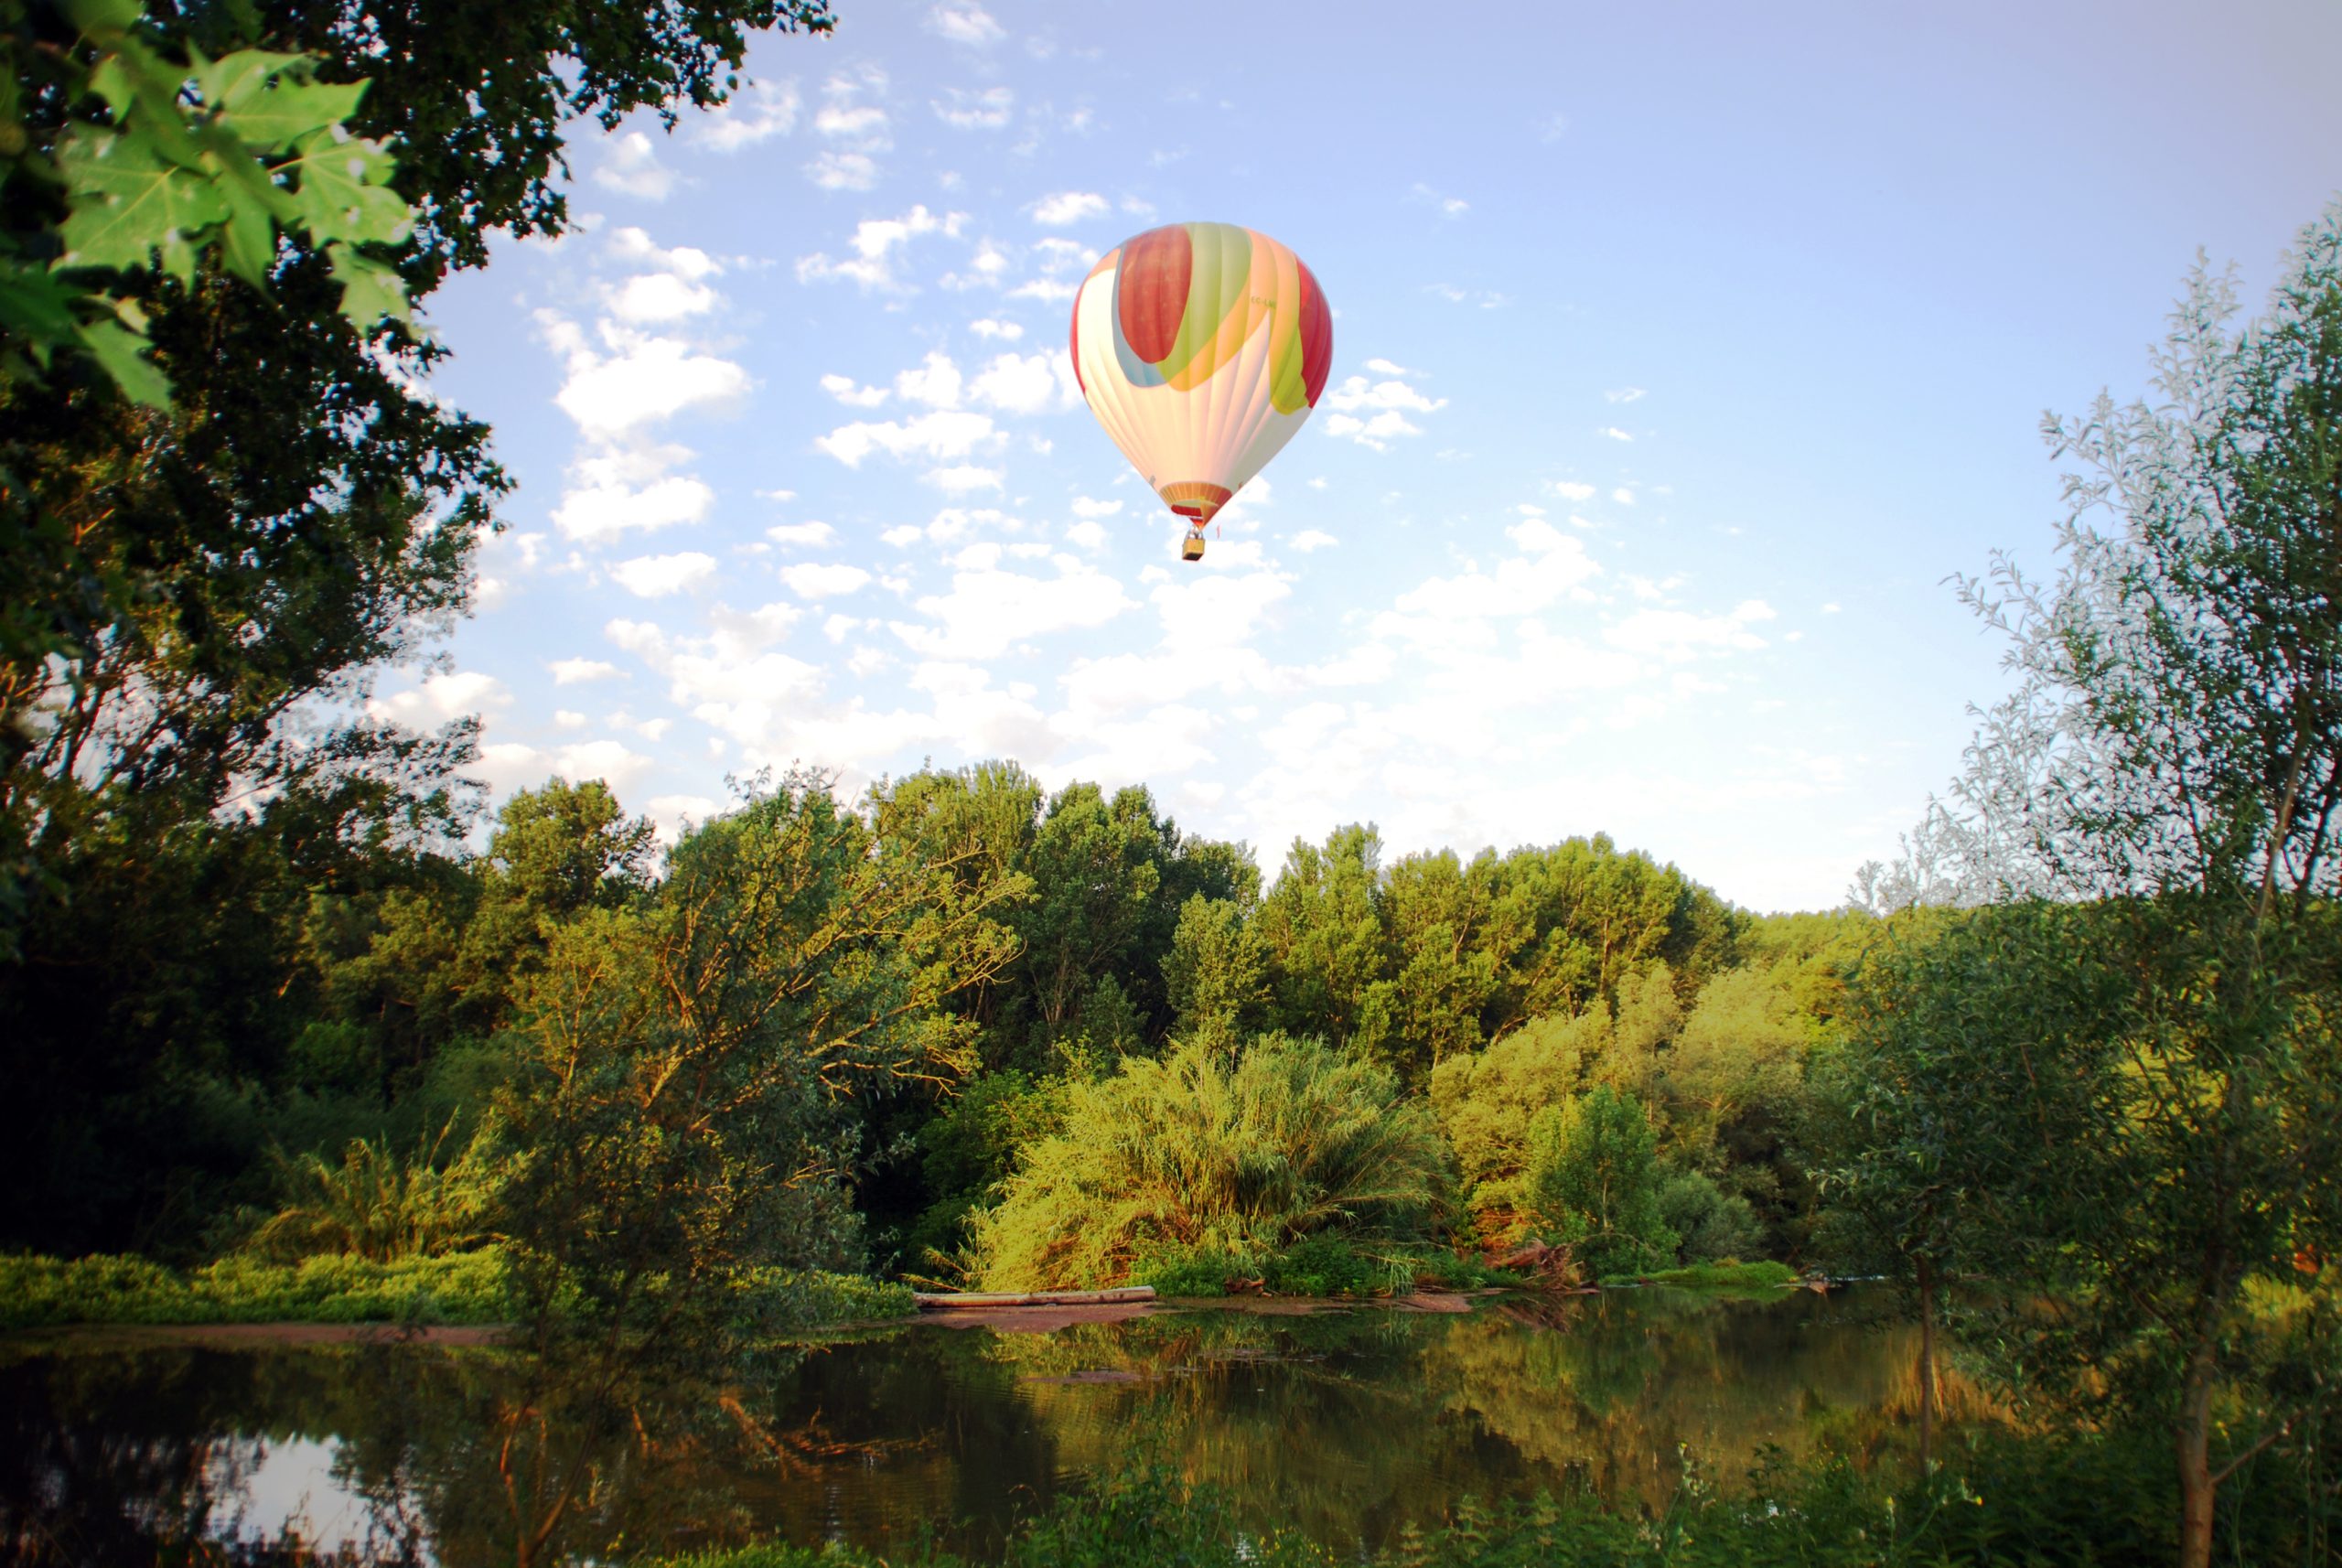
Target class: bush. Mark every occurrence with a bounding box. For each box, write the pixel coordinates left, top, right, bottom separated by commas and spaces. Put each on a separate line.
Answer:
1655, 1169, 1766, 1264
1132, 1242, 1242, 1297
736, 1268, 915, 1330
248, 1115, 500, 1262
967, 1034, 1452, 1291
1261, 1236, 1380, 1297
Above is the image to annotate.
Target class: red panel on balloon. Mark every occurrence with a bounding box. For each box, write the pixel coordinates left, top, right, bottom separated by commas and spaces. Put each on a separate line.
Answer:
1117, 224, 1193, 365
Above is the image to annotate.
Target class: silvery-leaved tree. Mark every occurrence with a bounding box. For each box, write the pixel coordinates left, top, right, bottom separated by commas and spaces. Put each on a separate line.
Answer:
1847, 204, 2342, 1568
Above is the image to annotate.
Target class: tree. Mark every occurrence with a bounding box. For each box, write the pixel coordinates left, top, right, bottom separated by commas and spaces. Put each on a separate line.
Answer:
1853, 205, 2342, 1567
494, 770, 1021, 1362
1429, 1006, 1606, 1246
1255, 824, 1396, 1060
2, 0, 410, 406
1526, 1084, 1677, 1279
1162, 893, 1271, 1050
1, 0, 837, 1251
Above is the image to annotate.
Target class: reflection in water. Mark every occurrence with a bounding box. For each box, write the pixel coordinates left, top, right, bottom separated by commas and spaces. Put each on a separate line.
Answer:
0, 1290, 1991, 1563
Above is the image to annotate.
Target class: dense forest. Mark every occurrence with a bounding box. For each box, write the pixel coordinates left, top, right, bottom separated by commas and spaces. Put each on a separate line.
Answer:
0, 750, 1863, 1283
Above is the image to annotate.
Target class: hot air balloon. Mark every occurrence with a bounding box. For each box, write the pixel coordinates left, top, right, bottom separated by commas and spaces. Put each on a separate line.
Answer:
1069, 221, 1332, 562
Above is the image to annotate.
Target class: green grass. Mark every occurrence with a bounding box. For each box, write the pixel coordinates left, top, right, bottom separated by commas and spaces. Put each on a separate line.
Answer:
1133, 1239, 1522, 1301
0, 1251, 917, 1333
0, 1249, 513, 1328
1598, 1260, 1800, 1292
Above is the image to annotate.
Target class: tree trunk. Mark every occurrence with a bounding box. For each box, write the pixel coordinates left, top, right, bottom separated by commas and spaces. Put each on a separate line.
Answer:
2177, 1343, 2218, 1568
1916, 1253, 1937, 1469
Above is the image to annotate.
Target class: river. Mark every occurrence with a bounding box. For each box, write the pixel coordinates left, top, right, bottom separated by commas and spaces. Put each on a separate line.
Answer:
1, 1287, 1969, 1564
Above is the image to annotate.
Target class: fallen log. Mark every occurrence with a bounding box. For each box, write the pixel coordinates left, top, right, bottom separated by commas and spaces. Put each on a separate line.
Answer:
912, 1286, 1157, 1310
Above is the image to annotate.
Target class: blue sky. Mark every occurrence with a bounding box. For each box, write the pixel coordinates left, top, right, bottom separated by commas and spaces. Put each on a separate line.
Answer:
397, 0, 2342, 912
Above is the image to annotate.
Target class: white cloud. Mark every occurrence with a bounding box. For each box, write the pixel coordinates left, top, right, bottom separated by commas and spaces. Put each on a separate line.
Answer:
781, 562, 874, 598
1069, 496, 1123, 519
815, 409, 997, 467
1323, 374, 1445, 415
553, 336, 750, 436
1032, 236, 1098, 274
1323, 411, 1423, 450
549, 658, 624, 685
928, 2, 1004, 44
1425, 284, 1509, 309
1546, 479, 1597, 502
645, 794, 720, 843
1380, 532, 1602, 629
934, 86, 1014, 128
483, 738, 656, 800
607, 228, 718, 278
881, 525, 923, 547
795, 204, 966, 291
970, 317, 1024, 340
819, 372, 889, 408
806, 151, 880, 191
815, 103, 888, 140
893, 559, 1136, 658
1606, 387, 1647, 403
695, 79, 800, 150
553, 470, 714, 542
1603, 600, 1776, 660
1004, 278, 1077, 304
968, 350, 1062, 413
608, 272, 717, 323
926, 463, 1004, 494
1611, 487, 1636, 505
895, 349, 964, 409
1290, 529, 1338, 553
594, 132, 674, 200
767, 521, 839, 547
610, 551, 717, 597
368, 670, 510, 725
1065, 518, 1108, 550
1411, 182, 1468, 218
1029, 190, 1110, 226
1599, 425, 1634, 441
1364, 357, 1410, 375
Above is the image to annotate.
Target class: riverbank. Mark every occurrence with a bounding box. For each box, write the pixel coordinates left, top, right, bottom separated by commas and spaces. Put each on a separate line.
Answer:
3, 1251, 1805, 1341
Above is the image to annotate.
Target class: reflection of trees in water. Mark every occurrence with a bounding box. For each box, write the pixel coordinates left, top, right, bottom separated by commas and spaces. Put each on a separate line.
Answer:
0, 1345, 426, 1566
982, 1310, 1482, 1549
1429, 1292, 2005, 1510
0, 1295, 2011, 1561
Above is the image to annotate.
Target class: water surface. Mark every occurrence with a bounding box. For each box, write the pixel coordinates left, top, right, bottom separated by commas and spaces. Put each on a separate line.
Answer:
0, 1288, 1958, 1564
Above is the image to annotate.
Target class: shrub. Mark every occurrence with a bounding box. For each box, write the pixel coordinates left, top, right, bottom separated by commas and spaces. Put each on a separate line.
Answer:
968, 1033, 1452, 1291
248, 1115, 500, 1262
736, 1268, 915, 1330
1261, 1236, 1379, 1297
1655, 1169, 1765, 1264
1132, 1242, 1243, 1297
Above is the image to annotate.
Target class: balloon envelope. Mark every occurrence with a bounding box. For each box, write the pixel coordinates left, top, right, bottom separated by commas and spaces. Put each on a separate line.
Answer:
1069, 221, 1332, 545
